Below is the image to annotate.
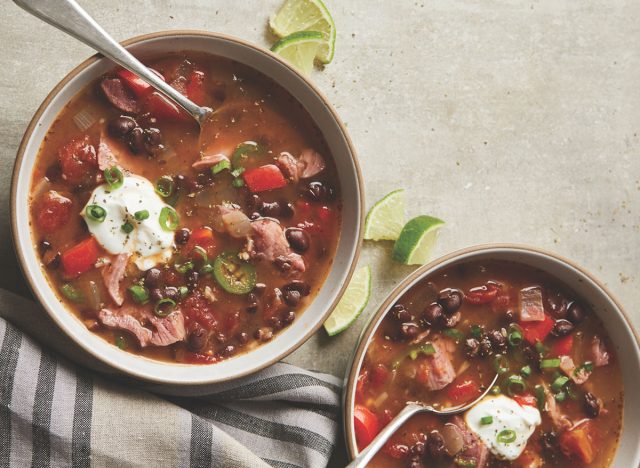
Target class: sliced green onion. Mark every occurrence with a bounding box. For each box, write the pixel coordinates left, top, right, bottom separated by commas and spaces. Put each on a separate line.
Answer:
114, 333, 127, 350
576, 361, 594, 375
443, 329, 464, 342
134, 210, 149, 221
175, 261, 194, 274
554, 391, 567, 402
211, 159, 231, 175
480, 416, 493, 425
159, 206, 179, 231
470, 324, 483, 339
179, 286, 189, 297
508, 330, 523, 346
200, 263, 214, 274
497, 429, 517, 444
551, 375, 570, 392
409, 343, 436, 359
535, 341, 549, 356
121, 221, 134, 234
127, 284, 149, 304
104, 166, 124, 190
491, 385, 502, 395
85, 204, 106, 222
521, 365, 532, 377
155, 175, 175, 198
231, 141, 260, 168
154, 298, 176, 317
507, 374, 526, 395
61, 283, 84, 303
493, 354, 509, 374
192, 245, 208, 263
540, 358, 561, 369
232, 177, 245, 188
230, 167, 245, 178
566, 382, 578, 400
534, 384, 546, 411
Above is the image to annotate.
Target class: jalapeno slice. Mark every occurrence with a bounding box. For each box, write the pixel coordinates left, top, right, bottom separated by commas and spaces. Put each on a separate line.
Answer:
213, 252, 256, 295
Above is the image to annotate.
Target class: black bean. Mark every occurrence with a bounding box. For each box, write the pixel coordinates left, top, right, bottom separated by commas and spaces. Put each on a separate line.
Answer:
145, 268, 162, 288
282, 281, 311, 297
283, 311, 296, 325
108, 115, 137, 138
127, 126, 145, 153
285, 228, 310, 253
304, 181, 334, 202
544, 292, 568, 319
423, 303, 443, 325
186, 270, 199, 290
283, 289, 301, 307
392, 304, 412, 322
437, 289, 463, 315
47, 252, 61, 269
149, 288, 163, 302
237, 332, 249, 345
540, 431, 559, 460
274, 256, 292, 271
465, 338, 480, 358
143, 127, 163, 155
215, 332, 227, 344
196, 171, 214, 187
583, 392, 601, 418
551, 319, 574, 337
175, 228, 190, 245
408, 458, 423, 468
267, 316, 283, 330
400, 322, 420, 339
441, 311, 461, 328
259, 201, 282, 218
427, 430, 445, 457
187, 326, 208, 351
222, 345, 235, 357
478, 334, 493, 357
246, 293, 259, 313
280, 201, 294, 219
164, 286, 179, 302
488, 329, 507, 352
567, 302, 585, 324
38, 240, 52, 256
410, 442, 425, 456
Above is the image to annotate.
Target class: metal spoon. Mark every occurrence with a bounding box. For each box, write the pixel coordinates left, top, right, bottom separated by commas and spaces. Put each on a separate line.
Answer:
14, 0, 212, 126
347, 373, 499, 468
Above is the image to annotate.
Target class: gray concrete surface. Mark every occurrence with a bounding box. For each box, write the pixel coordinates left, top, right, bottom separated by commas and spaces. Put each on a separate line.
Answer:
1, 0, 639, 465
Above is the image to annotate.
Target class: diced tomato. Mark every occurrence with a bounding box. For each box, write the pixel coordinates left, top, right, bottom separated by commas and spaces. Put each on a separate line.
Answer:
60, 237, 100, 277
186, 70, 206, 105
382, 442, 410, 459
353, 404, 380, 451
142, 91, 191, 122
182, 292, 217, 330
185, 227, 216, 257
513, 393, 538, 408
57, 135, 97, 185
36, 190, 72, 232
559, 421, 595, 464
242, 164, 287, 193
446, 379, 481, 404
370, 364, 390, 386
519, 314, 555, 345
116, 68, 165, 98
550, 335, 574, 357
465, 283, 500, 305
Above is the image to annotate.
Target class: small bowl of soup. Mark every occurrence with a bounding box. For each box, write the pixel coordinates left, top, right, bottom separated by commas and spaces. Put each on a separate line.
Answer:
343, 244, 640, 467
11, 31, 363, 384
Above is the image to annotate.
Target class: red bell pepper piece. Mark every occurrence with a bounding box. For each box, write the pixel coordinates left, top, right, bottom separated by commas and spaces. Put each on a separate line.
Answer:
446, 379, 481, 404
513, 393, 538, 408
142, 91, 191, 122
353, 404, 380, 451
465, 283, 500, 305
116, 68, 165, 98
61, 237, 100, 278
186, 70, 206, 105
559, 420, 595, 464
242, 164, 287, 193
550, 335, 574, 357
519, 314, 555, 345
185, 227, 216, 257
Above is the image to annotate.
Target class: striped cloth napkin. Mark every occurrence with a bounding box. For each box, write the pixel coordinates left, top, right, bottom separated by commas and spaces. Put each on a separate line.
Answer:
0, 288, 341, 468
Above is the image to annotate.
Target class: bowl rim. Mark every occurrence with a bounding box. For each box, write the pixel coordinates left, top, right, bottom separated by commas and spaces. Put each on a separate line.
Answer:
342, 242, 640, 460
10, 30, 364, 384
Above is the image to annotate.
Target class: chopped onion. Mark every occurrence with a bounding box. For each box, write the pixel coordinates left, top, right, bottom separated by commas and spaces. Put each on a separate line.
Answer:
442, 423, 464, 456
372, 391, 388, 408
32, 177, 50, 199
456, 360, 471, 377
222, 210, 251, 238
73, 108, 98, 131
86, 280, 102, 311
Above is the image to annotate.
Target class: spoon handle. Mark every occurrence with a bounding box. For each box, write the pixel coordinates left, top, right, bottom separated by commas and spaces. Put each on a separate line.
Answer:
346, 403, 423, 468
13, 0, 209, 123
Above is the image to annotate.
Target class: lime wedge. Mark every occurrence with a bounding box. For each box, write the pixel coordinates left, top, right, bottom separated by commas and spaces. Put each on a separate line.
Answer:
271, 31, 324, 74
392, 216, 445, 265
324, 266, 371, 336
269, 0, 336, 63
364, 189, 406, 241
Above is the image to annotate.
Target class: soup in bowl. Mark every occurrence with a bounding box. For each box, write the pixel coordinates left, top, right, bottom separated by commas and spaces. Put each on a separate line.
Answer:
12, 32, 362, 384
344, 245, 640, 467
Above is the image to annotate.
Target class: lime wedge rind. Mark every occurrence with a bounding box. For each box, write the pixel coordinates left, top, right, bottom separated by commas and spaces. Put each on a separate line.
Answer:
269, 0, 336, 63
324, 265, 371, 336
392, 215, 445, 265
271, 30, 324, 74
364, 189, 406, 241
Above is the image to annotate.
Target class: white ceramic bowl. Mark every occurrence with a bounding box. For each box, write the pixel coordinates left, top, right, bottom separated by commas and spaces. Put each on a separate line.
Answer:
342, 244, 640, 466
11, 31, 363, 385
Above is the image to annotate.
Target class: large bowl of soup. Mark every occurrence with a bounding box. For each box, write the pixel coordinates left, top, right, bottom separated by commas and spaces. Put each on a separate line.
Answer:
11, 31, 363, 384
343, 244, 640, 467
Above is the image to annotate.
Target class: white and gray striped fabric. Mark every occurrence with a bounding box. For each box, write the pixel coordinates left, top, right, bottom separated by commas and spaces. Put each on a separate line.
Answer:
0, 288, 341, 468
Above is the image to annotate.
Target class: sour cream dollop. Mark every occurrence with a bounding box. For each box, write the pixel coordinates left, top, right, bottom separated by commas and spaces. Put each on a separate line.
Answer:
465, 395, 541, 460
82, 175, 174, 270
